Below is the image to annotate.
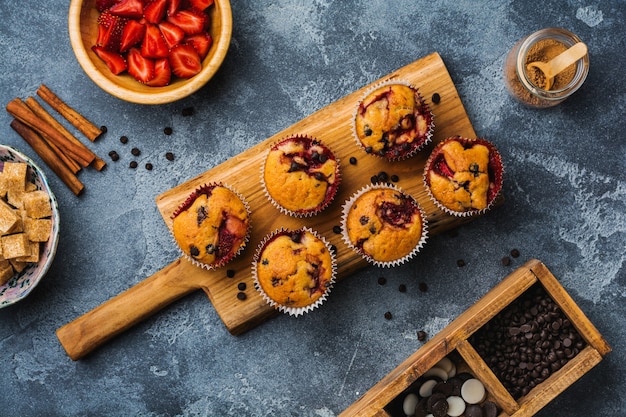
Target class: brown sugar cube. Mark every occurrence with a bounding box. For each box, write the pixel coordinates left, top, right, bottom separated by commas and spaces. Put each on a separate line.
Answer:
16, 240, 39, 263
1, 233, 30, 259
3, 162, 27, 192
22, 190, 52, 219
0, 199, 19, 234
24, 217, 51, 242
9, 259, 28, 274
0, 260, 14, 285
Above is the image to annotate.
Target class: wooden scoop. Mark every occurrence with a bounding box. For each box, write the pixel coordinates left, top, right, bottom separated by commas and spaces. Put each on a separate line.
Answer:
526, 42, 587, 90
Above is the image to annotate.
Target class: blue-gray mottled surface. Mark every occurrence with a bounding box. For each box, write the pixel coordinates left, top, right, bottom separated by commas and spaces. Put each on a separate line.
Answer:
0, 0, 624, 416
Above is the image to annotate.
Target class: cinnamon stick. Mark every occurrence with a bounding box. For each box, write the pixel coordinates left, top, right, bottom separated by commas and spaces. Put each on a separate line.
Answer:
24, 97, 106, 172
37, 84, 103, 141
10, 119, 85, 196
6, 98, 95, 168
24, 97, 82, 174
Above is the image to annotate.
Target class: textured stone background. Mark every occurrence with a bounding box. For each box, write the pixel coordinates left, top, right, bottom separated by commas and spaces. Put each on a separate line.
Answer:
0, 0, 624, 415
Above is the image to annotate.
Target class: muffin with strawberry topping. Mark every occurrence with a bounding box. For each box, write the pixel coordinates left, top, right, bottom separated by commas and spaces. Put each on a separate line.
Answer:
341, 184, 427, 267
262, 135, 341, 217
171, 183, 250, 269
252, 227, 336, 316
353, 82, 433, 160
424, 137, 504, 217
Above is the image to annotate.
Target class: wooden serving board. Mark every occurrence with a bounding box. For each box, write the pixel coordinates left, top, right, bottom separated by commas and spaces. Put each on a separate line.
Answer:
57, 52, 492, 360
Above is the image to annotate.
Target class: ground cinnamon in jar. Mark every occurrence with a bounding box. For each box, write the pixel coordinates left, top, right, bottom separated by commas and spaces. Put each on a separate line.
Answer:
525, 39, 576, 90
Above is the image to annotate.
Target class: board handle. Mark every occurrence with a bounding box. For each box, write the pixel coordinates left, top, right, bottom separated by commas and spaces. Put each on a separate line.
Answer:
56, 258, 200, 360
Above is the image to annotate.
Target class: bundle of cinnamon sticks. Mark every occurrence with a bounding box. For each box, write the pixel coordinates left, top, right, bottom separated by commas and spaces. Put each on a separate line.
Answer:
6, 84, 106, 196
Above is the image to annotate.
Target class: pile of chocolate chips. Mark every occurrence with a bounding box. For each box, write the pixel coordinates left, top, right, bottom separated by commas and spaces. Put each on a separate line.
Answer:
470, 284, 586, 399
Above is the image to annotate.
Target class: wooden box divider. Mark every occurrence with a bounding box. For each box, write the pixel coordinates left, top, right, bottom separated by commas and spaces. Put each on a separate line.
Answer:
340, 259, 611, 417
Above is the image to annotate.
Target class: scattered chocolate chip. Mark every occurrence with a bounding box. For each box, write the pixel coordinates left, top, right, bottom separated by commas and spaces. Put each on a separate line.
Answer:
349, 156, 357, 165
432, 92, 441, 104
182, 107, 194, 116
129, 161, 138, 169
332, 225, 342, 234
100, 125, 108, 133
377, 171, 389, 183
365, 146, 373, 154
120, 135, 129, 144
419, 282, 428, 293
398, 284, 407, 292
237, 282, 246, 291
108, 150, 119, 161
226, 269, 235, 278
417, 330, 427, 341
131, 147, 140, 156
510, 249, 520, 258
384, 311, 392, 320
164, 127, 173, 135
390, 174, 399, 182
370, 175, 379, 184
145, 163, 153, 170
501, 256, 511, 266
377, 277, 387, 285
165, 152, 175, 161
457, 259, 466, 267
236, 292, 247, 300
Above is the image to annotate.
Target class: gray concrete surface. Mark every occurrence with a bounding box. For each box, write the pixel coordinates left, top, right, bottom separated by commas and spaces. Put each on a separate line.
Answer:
0, 0, 624, 415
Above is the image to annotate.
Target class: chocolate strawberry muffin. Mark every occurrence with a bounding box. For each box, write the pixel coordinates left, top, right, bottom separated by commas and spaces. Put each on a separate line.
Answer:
171, 183, 250, 269
262, 135, 340, 217
252, 227, 336, 316
424, 137, 503, 216
353, 82, 433, 160
341, 184, 427, 267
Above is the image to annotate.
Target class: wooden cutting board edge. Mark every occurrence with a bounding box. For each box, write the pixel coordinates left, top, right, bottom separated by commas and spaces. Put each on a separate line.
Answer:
155, 52, 495, 335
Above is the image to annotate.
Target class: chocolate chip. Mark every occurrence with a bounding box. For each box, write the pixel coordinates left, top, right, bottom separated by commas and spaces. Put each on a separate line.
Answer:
417, 330, 427, 341
131, 147, 140, 156
108, 150, 119, 161
390, 174, 399, 182
365, 146, 373, 154
384, 311, 392, 320
377, 171, 389, 183
237, 292, 247, 300
465, 404, 483, 417
100, 125, 108, 133
457, 259, 466, 267
237, 282, 246, 291
120, 135, 129, 144
419, 282, 428, 292
377, 277, 387, 285
164, 127, 173, 135
182, 107, 194, 116
332, 225, 342, 234
501, 256, 511, 266
431, 92, 441, 104
129, 161, 138, 169
226, 269, 235, 278
370, 174, 379, 184
398, 284, 407, 292
166, 152, 175, 161
145, 163, 153, 170
511, 249, 520, 258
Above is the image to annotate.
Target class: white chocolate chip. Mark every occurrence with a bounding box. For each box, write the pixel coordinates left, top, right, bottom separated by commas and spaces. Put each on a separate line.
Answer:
446, 396, 466, 417
423, 366, 449, 381
418, 379, 438, 397
402, 393, 418, 416
461, 378, 486, 404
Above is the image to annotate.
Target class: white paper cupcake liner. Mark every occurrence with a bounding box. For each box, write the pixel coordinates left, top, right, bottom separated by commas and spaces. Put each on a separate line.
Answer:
260, 135, 341, 218
252, 227, 337, 316
340, 183, 428, 268
351, 79, 434, 161
423, 137, 504, 217
169, 182, 251, 270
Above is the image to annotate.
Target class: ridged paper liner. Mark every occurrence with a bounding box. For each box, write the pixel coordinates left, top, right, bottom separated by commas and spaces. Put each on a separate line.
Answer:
260, 134, 341, 218
340, 183, 428, 268
423, 136, 504, 217
252, 227, 337, 316
169, 182, 251, 270
351, 79, 434, 161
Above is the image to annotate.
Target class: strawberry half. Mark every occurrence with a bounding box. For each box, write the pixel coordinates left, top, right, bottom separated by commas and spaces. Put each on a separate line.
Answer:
96, 12, 127, 52
185, 32, 212, 60
167, 9, 208, 35
119, 19, 145, 52
109, 0, 144, 19
92, 46, 127, 75
143, 0, 167, 24
127, 47, 155, 83
188, 0, 214, 11
141, 24, 169, 58
146, 58, 171, 86
167, 0, 184, 17
158, 21, 186, 49
169, 44, 202, 78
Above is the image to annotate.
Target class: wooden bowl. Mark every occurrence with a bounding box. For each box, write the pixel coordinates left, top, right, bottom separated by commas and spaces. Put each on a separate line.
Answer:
68, 0, 232, 105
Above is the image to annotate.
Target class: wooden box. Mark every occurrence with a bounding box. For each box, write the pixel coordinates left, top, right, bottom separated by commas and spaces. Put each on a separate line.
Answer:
340, 259, 611, 417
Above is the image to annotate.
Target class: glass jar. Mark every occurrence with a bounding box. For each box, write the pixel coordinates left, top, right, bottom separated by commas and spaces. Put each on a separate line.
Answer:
503, 28, 589, 108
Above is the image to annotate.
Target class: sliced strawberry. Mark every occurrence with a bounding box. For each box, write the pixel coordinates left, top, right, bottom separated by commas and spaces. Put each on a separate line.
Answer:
109, 0, 144, 19
435, 157, 455, 178
158, 21, 186, 49
146, 58, 171, 86
169, 43, 202, 78
143, 0, 167, 24
92, 46, 127, 75
119, 19, 146, 52
185, 32, 212, 60
167, 9, 208, 35
96, 12, 127, 52
188, 0, 214, 11
96, 0, 120, 12
141, 24, 169, 58
127, 47, 155, 83
167, 0, 184, 16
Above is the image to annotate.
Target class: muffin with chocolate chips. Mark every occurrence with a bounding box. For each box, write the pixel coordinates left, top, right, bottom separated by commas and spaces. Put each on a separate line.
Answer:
262, 135, 340, 217
341, 184, 427, 267
353, 81, 433, 160
171, 183, 250, 270
424, 136, 503, 217
252, 227, 336, 316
